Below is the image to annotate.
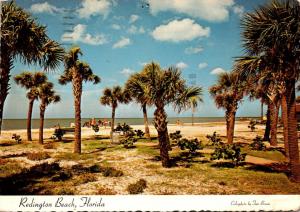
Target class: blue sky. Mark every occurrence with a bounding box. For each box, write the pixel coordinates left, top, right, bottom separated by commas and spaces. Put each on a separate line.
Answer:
5, 0, 270, 119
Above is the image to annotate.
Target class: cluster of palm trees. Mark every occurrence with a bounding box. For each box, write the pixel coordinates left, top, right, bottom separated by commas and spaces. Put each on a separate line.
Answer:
100, 62, 203, 167
14, 72, 60, 144
209, 0, 300, 182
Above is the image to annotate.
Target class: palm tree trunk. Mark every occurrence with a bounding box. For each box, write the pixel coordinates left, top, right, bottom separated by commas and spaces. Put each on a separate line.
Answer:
263, 105, 271, 141
0, 53, 11, 135
39, 102, 46, 144
269, 102, 278, 146
261, 100, 264, 121
27, 99, 34, 141
142, 104, 150, 139
72, 74, 82, 154
227, 110, 236, 144
281, 95, 289, 159
285, 79, 300, 182
110, 106, 116, 141
154, 105, 170, 167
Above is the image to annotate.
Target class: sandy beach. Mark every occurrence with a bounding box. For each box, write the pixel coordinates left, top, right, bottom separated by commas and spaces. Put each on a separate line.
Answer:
0, 121, 271, 141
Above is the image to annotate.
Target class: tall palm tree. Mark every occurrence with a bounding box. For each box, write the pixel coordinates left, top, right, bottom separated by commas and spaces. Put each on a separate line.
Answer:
14, 72, 47, 141
209, 72, 246, 144
100, 86, 131, 140
239, 0, 300, 181
0, 2, 64, 134
125, 73, 151, 139
59, 47, 100, 154
138, 62, 202, 167
189, 95, 203, 126
38, 82, 60, 144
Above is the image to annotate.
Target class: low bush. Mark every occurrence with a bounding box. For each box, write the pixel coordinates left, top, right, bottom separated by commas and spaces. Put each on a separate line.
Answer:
250, 136, 266, 151
73, 173, 97, 185
120, 136, 137, 148
127, 179, 147, 194
134, 129, 145, 138
27, 152, 50, 161
248, 119, 257, 132
96, 186, 116, 195
12, 134, 21, 144
169, 131, 182, 143
206, 131, 222, 146
89, 164, 102, 173
92, 125, 99, 133
52, 128, 65, 141
102, 167, 123, 177
177, 138, 203, 155
211, 143, 246, 166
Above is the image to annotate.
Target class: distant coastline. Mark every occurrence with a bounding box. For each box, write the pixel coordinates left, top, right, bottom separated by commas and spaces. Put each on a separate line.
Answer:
2, 117, 258, 130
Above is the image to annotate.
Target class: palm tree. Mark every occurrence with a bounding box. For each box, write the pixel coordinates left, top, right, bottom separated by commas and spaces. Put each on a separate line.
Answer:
239, 0, 300, 181
209, 72, 246, 144
0, 2, 64, 134
189, 95, 203, 126
14, 72, 47, 141
100, 86, 131, 140
125, 73, 151, 139
38, 82, 60, 144
59, 47, 100, 154
138, 62, 202, 167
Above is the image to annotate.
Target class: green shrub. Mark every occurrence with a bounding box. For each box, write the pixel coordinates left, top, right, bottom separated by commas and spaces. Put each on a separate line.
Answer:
89, 164, 102, 173
120, 136, 137, 148
177, 138, 203, 155
115, 123, 136, 137
102, 167, 123, 177
206, 131, 222, 146
53, 128, 65, 141
250, 136, 266, 151
92, 125, 99, 132
211, 144, 246, 166
134, 129, 145, 138
248, 119, 257, 132
169, 131, 182, 143
12, 134, 21, 144
127, 179, 147, 194
27, 152, 50, 161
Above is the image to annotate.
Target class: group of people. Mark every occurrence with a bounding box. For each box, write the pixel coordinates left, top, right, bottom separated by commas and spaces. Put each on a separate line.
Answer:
83, 118, 111, 128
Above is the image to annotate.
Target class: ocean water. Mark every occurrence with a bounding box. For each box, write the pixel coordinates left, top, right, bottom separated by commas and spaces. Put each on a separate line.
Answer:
1, 117, 254, 130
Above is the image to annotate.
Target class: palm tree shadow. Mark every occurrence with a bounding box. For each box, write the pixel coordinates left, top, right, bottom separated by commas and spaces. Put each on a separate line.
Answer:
244, 163, 290, 175
0, 162, 61, 195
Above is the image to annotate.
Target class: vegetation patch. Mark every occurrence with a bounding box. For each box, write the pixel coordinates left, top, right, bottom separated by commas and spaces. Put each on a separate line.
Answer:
27, 152, 51, 161
211, 144, 246, 166
96, 186, 117, 195
127, 179, 147, 194
43, 142, 56, 149
249, 136, 266, 151
102, 167, 123, 177
73, 173, 97, 185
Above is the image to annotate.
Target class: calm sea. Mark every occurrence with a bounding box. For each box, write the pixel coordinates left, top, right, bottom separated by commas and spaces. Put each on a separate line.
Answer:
1, 117, 254, 130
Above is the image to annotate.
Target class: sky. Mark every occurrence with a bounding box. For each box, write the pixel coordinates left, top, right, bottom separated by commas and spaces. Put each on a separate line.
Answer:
4, 0, 272, 119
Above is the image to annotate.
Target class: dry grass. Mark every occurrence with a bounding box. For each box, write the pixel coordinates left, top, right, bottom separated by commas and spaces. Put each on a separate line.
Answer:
1, 122, 300, 195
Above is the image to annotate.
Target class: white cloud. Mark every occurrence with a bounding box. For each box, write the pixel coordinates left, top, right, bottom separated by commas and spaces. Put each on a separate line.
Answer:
176, 62, 188, 69
148, 0, 235, 22
120, 68, 135, 76
152, 18, 210, 42
113, 37, 131, 48
139, 62, 148, 66
198, 63, 208, 69
30, 2, 61, 14
129, 14, 139, 23
77, 0, 114, 19
127, 25, 145, 34
210, 67, 226, 75
232, 5, 244, 17
61, 24, 107, 45
111, 24, 121, 30
184, 46, 203, 54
